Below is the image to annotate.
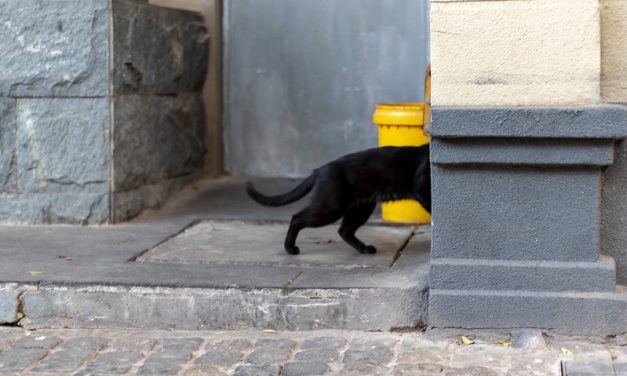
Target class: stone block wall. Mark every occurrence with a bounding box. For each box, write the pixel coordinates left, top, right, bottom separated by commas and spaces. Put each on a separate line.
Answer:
0, 0, 208, 224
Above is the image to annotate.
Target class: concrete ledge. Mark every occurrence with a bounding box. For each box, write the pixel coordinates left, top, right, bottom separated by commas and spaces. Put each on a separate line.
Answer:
430, 256, 616, 292
429, 106, 627, 139
19, 284, 427, 331
431, 138, 615, 167
429, 288, 627, 336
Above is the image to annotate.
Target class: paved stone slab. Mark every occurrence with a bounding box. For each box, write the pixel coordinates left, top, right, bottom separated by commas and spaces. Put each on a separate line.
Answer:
6, 328, 624, 376
137, 220, 414, 268
0, 0, 109, 97
195, 339, 251, 366
31, 336, 107, 373
342, 339, 397, 365
76, 351, 143, 375
244, 339, 296, 365
281, 361, 328, 376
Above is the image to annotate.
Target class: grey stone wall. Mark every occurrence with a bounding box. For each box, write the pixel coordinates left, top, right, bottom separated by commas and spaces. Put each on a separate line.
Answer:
0, 0, 208, 224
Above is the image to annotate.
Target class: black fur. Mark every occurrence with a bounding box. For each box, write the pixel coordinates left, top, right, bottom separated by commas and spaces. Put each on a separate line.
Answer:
246, 145, 431, 255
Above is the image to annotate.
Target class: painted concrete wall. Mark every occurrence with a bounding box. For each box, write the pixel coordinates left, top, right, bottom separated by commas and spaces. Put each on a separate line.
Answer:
224, 0, 430, 177
150, 0, 224, 177
430, 0, 601, 106
600, 0, 627, 284
601, 0, 627, 103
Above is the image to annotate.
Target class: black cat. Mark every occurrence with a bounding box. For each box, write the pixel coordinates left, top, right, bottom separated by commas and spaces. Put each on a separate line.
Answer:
246, 145, 431, 255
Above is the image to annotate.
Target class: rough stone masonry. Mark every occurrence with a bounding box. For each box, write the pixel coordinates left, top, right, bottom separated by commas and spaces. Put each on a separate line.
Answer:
0, 0, 209, 224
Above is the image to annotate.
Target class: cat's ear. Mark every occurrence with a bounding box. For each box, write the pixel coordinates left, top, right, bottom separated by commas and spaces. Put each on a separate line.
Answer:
413, 160, 431, 213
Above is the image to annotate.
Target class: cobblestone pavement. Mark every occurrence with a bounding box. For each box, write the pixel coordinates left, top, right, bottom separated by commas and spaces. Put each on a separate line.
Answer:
0, 327, 625, 375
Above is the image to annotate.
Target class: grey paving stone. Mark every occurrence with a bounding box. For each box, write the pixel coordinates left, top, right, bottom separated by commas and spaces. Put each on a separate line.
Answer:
137, 338, 203, 375
244, 339, 296, 365
393, 362, 446, 375
342, 339, 395, 365
0, 348, 48, 372
195, 339, 251, 366
184, 364, 228, 376
615, 363, 627, 376
76, 351, 143, 375
233, 364, 280, 376
292, 337, 346, 363
12, 335, 61, 349
281, 361, 328, 376
565, 361, 616, 376
31, 336, 107, 373
443, 366, 500, 376
342, 363, 387, 376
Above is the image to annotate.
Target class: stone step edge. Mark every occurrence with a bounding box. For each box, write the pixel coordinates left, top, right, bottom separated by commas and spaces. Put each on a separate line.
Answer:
0, 283, 428, 332
430, 256, 617, 292
429, 287, 627, 336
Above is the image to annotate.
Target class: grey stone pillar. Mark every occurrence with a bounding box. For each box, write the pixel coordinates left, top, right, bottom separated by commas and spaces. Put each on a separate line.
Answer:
0, 0, 208, 224
428, 106, 627, 335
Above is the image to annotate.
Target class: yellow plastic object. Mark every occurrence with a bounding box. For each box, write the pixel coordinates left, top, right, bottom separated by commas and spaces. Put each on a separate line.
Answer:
373, 65, 431, 224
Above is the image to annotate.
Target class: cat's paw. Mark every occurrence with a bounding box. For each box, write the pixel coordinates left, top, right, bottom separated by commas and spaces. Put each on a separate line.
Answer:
285, 246, 300, 255
363, 245, 377, 254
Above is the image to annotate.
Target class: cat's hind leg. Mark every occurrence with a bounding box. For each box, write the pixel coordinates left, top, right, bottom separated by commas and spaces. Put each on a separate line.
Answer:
338, 203, 376, 254
284, 206, 345, 255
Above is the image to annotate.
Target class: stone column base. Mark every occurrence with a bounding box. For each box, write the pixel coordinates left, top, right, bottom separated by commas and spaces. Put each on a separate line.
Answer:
428, 106, 627, 335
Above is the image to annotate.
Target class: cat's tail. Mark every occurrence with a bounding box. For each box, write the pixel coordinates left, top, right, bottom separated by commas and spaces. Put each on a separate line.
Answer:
245, 172, 317, 207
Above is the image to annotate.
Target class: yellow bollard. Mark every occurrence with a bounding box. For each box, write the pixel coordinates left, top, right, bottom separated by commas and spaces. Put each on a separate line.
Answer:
372, 64, 431, 224
373, 103, 431, 223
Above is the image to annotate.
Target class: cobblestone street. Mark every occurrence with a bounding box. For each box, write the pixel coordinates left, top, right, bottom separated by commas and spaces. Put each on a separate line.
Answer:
0, 327, 625, 375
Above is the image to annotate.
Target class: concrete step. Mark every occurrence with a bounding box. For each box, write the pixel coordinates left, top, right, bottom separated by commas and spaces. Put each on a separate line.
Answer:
430, 256, 617, 292
0, 178, 431, 332
429, 286, 627, 336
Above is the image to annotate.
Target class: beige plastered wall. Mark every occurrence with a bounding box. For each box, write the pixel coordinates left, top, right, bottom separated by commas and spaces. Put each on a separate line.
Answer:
430, 0, 605, 107
602, 0, 627, 104
150, 0, 223, 176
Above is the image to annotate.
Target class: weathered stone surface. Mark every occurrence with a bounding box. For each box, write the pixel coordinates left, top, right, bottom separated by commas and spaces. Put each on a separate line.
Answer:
293, 337, 346, 363
0, 99, 17, 193
112, 0, 209, 94
0, 284, 19, 324
0, 0, 109, 97
18, 284, 425, 331
113, 94, 205, 192
16, 98, 109, 194
0, 193, 108, 225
